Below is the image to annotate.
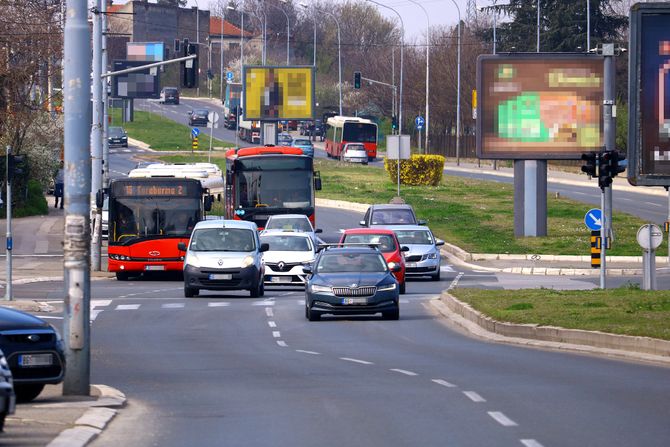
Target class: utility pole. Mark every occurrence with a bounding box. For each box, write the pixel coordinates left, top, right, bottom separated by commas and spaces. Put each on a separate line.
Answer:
601, 43, 617, 290
62, 0, 92, 396
4, 147, 12, 301
102, 0, 110, 188
91, 1, 103, 271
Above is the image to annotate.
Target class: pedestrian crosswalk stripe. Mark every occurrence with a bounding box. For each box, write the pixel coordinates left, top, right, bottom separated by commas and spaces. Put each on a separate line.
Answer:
208, 302, 231, 307
115, 304, 140, 310
161, 303, 185, 309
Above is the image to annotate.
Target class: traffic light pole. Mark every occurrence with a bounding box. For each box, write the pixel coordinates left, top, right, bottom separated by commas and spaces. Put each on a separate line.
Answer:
91, 0, 103, 272
4, 147, 12, 301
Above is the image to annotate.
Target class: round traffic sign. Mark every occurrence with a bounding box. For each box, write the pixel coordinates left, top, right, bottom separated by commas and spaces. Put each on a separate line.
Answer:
208, 111, 220, 123
415, 115, 425, 129
637, 224, 663, 250
191, 127, 200, 137
226, 71, 234, 81
584, 208, 602, 231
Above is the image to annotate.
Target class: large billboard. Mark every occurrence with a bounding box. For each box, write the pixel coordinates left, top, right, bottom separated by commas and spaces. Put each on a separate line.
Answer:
127, 42, 164, 62
111, 60, 160, 99
477, 54, 605, 160
243, 66, 315, 121
628, 3, 670, 186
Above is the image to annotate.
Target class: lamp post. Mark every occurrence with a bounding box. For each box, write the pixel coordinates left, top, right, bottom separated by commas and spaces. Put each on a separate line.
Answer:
406, 0, 430, 153
299, 2, 317, 67
267, 0, 290, 65
536, 0, 540, 52
365, 0, 404, 134
586, 0, 590, 50
448, 0, 461, 165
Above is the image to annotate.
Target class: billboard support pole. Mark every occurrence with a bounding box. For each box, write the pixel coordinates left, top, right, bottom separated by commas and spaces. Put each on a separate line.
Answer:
514, 160, 547, 237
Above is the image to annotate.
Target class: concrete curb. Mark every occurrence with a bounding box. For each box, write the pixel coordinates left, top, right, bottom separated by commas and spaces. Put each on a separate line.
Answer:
315, 198, 369, 213
431, 293, 670, 365
45, 384, 126, 447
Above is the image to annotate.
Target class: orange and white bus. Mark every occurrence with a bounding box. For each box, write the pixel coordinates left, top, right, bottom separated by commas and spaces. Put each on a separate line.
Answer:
324, 116, 378, 161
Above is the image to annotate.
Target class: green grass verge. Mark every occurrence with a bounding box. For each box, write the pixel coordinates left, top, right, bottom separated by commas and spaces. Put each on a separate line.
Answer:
109, 108, 233, 151
313, 158, 659, 256
450, 286, 670, 341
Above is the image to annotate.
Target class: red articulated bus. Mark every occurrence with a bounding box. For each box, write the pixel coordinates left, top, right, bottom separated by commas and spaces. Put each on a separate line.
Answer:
324, 116, 378, 161
224, 146, 322, 229
105, 177, 213, 280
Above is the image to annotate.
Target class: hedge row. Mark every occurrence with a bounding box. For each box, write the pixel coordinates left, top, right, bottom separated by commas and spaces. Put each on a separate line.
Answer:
384, 154, 445, 186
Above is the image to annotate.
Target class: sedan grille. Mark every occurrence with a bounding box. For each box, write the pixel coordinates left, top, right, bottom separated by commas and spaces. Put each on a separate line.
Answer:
332, 286, 377, 297
405, 255, 422, 262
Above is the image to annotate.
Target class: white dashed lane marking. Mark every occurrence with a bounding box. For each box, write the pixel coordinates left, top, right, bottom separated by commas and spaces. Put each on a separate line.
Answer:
488, 411, 518, 427
161, 303, 185, 309
208, 302, 230, 307
463, 391, 486, 402
390, 368, 418, 376
276, 341, 288, 347
340, 357, 374, 365
272, 331, 281, 338
296, 350, 320, 355
520, 440, 544, 447
432, 379, 457, 388
268, 321, 277, 328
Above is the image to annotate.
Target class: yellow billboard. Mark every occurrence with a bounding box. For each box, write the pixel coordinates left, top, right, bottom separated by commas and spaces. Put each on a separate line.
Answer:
243, 66, 315, 121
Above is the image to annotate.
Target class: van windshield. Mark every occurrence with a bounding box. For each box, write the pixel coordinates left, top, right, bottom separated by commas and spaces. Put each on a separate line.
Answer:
189, 228, 256, 252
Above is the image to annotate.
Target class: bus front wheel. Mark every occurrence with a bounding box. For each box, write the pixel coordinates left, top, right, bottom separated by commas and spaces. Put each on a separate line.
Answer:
116, 272, 130, 281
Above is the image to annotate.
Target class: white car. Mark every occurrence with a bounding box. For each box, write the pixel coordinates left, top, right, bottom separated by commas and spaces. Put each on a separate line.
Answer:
383, 225, 444, 281
341, 143, 369, 165
263, 214, 322, 247
260, 230, 316, 287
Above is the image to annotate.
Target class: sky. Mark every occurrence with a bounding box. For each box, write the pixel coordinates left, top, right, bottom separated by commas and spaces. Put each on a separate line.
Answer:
185, 0, 470, 40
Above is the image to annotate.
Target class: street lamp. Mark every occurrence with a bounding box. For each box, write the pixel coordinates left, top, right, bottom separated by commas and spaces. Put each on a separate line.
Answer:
406, 0, 430, 153
448, 0, 461, 165
299, 2, 316, 67
364, 0, 404, 134
267, 0, 290, 65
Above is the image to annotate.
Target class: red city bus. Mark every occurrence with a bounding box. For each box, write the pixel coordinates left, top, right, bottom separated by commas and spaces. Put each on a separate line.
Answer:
224, 146, 322, 229
105, 177, 213, 280
324, 116, 378, 161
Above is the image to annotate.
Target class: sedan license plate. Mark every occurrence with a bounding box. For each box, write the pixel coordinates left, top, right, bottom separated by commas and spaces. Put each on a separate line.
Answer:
209, 273, 232, 280
145, 265, 165, 271
342, 298, 367, 305
19, 353, 53, 367
406, 262, 417, 268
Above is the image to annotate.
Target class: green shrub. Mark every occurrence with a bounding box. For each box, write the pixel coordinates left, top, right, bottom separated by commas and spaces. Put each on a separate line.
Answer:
1, 180, 48, 218
384, 154, 445, 186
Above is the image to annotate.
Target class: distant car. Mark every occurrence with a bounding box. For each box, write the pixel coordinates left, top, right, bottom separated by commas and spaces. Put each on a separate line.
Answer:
341, 143, 368, 164
277, 132, 293, 146
263, 214, 322, 246
287, 120, 298, 131
303, 246, 400, 321
291, 138, 314, 157
0, 349, 15, 431
298, 121, 310, 135
0, 307, 65, 403
107, 126, 128, 148
339, 228, 408, 294
359, 203, 425, 227
261, 230, 316, 287
159, 87, 180, 105
384, 225, 444, 281
179, 220, 269, 298
189, 109, 209, 127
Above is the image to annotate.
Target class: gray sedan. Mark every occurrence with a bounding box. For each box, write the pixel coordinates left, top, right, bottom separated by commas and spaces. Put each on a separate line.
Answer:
382, 225, 444, 281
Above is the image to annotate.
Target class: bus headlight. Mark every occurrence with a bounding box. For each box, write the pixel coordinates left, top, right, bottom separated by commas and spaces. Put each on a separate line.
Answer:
241, 255, 254, 268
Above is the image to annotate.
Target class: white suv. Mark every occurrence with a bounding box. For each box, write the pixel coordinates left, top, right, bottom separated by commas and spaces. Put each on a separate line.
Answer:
260, 230, 317, 287
179, 220, 269, 297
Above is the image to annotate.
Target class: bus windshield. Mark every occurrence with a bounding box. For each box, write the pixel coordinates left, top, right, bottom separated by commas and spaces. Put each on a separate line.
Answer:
237, 170, 312, 209
111, 197, 199, 243
343, 123, 376, 143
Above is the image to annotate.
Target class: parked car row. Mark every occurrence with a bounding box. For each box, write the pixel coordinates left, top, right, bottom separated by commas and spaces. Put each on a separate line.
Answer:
177, 204, 444, 323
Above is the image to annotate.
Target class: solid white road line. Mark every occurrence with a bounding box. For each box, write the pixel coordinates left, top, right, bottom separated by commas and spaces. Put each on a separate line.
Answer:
488, 411, 518, 427
91, 300, 112, 308
448, 272, 464, 290
268, 321, 277, 328
463, 391, 486, 402
253, 299, 275, 306
295, 350, 320, 355
431, 379, 457, 388
38, 316, 63, 320
161, 303, 185, 309
207, 302, 230, 307
272, 331, 281, 338
90, 310, 104, 321
340, 357, 373, 365
520, 440, 544, 447
115, 304, 140, 310
390, 368, 418, 376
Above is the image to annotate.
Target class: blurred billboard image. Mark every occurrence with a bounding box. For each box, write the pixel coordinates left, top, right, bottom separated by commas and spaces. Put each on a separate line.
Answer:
477, 54, 604, 159
628, 3, 670, 186
243, 66, 315, 121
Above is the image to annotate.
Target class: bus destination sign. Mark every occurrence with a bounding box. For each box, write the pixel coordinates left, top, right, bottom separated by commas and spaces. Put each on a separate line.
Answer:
112, 181, 198, 197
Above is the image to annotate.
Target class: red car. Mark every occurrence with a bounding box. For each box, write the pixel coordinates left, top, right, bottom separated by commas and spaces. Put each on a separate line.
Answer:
339, 228, 408, 294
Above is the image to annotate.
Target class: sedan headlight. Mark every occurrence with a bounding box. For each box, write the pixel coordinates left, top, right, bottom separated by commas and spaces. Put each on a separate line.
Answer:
241, 255, 254, 268
310, 284, 331, 293
378, 283, 397, 291
426, 252, 438, 260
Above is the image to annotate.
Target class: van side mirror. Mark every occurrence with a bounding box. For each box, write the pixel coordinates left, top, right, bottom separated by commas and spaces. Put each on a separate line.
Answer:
435, 239, 445, 246
359, 220, 366, 226
315, 228, 323, 234
95, 189, 105, 208
418, 219, 427, 225
401, 246, 410, 252
259, 243, 270, 252
204, 195, 213, 212
177, 242, 187, 251
217, 193, 222, 202
314, 171, 322, 191
302, 266, 313, 274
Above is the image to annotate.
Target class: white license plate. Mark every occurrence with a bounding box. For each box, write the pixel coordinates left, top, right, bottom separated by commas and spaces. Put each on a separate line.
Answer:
145, 265, 165, 271
19, 353, 53, 367
407, 263, 417, 268
342, 298, 367, 305
271, 276, 292, 283
209, 273, 232, 280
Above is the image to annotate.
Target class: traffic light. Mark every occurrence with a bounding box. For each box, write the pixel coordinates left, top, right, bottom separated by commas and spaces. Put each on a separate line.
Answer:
391, 115, 398, 130
7, 155, 25, 182
599, 151, 613, 189
354, 71, 361, 89
580, 152, 599, 178
609, 150, 627, 178
182, 41, 198, 89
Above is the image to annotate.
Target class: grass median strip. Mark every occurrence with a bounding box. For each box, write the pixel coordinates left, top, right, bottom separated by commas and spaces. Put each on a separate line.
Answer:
109, 109, 233, 151
450, 286, 670, 341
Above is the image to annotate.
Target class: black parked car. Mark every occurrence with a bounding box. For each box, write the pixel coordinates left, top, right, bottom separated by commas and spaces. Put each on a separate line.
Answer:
189, 109, 209, 127
108, 126, 128, 148
0, 349, 15, 431
303, 246, 400, 321
0, 307, 65, 402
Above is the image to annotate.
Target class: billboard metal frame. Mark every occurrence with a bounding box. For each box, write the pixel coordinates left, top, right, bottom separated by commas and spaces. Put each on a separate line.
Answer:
628, 2, 670, 187
476, 53, 605, 160
242, 65, 316, 121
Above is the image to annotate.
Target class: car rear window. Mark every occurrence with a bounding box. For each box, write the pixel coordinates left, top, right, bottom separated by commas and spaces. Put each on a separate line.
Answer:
394, 230, 433, 245
341, 234, 397, 252
261, 235, 312, 252
371, 209, 416, 225
265, 218, 312, 232
317, 252, 387, 273
294, 139, 311, 145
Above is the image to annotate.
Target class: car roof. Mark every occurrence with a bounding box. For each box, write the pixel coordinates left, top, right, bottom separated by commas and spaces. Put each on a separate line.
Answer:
193, 219, 258, 231
342, 228, 396, 236
369, 204, 415, 211
267, 214, 310, 220
380, 225, 430, 232
320, 246, 380, 255
260, 229, 312, 238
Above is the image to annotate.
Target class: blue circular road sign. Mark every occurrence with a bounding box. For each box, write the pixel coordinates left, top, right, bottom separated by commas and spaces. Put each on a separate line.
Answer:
191, 127, 200, 137
415, 116, 425, 129
584, 208, 602, 231
226, 71, 234, 81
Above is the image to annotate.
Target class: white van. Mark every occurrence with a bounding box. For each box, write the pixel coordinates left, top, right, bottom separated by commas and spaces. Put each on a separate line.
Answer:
178, 220, 269, 298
